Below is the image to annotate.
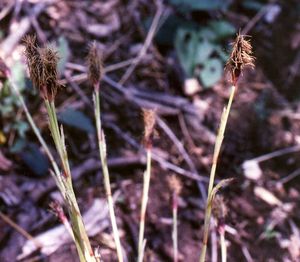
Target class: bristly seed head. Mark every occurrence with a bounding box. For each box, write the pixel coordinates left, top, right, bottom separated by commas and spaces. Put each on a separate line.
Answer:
23, 35, 60, 101
23, 35, 43, 92
143, 108, 156, 149
39, 46, 60, 101
226, 33, 255, 85
87, 41, 103, 90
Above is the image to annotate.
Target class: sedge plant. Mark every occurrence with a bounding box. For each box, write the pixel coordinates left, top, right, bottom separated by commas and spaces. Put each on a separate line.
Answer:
88, 42, 124, 262
199, 33, 255, 262
137, 109, 156, 262
23, 36, 98, 262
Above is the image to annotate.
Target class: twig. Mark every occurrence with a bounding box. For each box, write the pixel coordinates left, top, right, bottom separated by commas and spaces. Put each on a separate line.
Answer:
118, 4, 163, 85
0, 212, 42, 249
248, 144, 300, 163
157, 116, 207, 200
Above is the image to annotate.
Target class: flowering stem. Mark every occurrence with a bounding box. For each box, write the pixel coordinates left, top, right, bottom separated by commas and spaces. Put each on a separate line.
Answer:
93, 89, 124, 262
45, 99, 96, 262
199, 85, 236, 262
138, 148, 152, 262
172, 192, 178, 262
219, 226, 227, 262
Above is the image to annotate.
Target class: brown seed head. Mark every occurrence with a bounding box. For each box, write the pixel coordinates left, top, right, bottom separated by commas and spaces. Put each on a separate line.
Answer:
168, 175, 182, 195
87, 41, 103, 89
23, 35, 43, 91
23, 36, 60, 101
39, 46, 60, 101
226, 33, 255, 85
143, 109, 156, 148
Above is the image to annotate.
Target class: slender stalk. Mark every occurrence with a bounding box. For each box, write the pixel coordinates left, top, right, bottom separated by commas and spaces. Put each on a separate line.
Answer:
199, 85, 236, 262
93, 90, 124, 262
45, 99, 96, 262
138, 148, 152, 262
172, 192, 178, 262
220, 229, 226, 262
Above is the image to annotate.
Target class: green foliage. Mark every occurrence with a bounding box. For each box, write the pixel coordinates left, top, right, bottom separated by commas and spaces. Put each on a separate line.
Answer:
16, 141, 49, 176
175, 21, 234, 87
58, 108, 95, 133
168, 0, 231, 11
0, 62, 30, 139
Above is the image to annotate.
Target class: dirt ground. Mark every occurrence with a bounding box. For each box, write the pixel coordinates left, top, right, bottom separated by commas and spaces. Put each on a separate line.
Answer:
1, 0, 300, 261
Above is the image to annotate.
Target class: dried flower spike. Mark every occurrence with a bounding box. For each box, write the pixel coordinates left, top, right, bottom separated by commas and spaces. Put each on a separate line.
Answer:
87, 41, 103, 89
226, 33, 255, 85
168, 175, 182, 196
23, 35, 43, 92
24, 36, 60, 101
39, 46, 60, 101
142, 109, 156, 148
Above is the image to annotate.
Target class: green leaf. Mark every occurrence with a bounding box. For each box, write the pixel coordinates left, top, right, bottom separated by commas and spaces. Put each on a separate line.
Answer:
20, 143, 49, 176
154, 15, 192, 46
195, 40, 215, 64
168, 0, 231, 11
58, 108, 95, 133
209, 20, 236, 39
13, 121, 29, 137
175, 27, 198, 77
242, 0, 264, 11
57, 36, 70, 74
199, 58, 223, 87
10, 138, 26, 153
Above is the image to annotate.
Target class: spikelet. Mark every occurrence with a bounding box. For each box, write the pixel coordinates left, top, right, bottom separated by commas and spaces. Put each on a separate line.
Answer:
87, 41, 103, 89
168, 175, 182, 196
39, 46, 60, 101
24, 36, 60, 101
225, 33, 255, 85
142, 109, 156, 148
23, 35, 43, 91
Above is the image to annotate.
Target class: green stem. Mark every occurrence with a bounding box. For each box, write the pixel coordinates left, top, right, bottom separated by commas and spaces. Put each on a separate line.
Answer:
199, 85, 236, 262
138, 148, 152, 262
45, 100, 96, 262
94, 90, 124, 262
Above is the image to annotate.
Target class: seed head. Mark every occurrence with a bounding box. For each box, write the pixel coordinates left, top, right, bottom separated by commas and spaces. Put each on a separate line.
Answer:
226, 33, 255, 85
143, 109, 156, 148
39, 46, 60, 101
23, 36, 60, 101
23, 35, 43, 91
168, 175, 182, 195
87, 41, 103, 89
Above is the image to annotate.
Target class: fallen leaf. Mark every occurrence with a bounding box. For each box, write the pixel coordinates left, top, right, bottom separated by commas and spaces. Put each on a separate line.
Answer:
254, 186, 282, 206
